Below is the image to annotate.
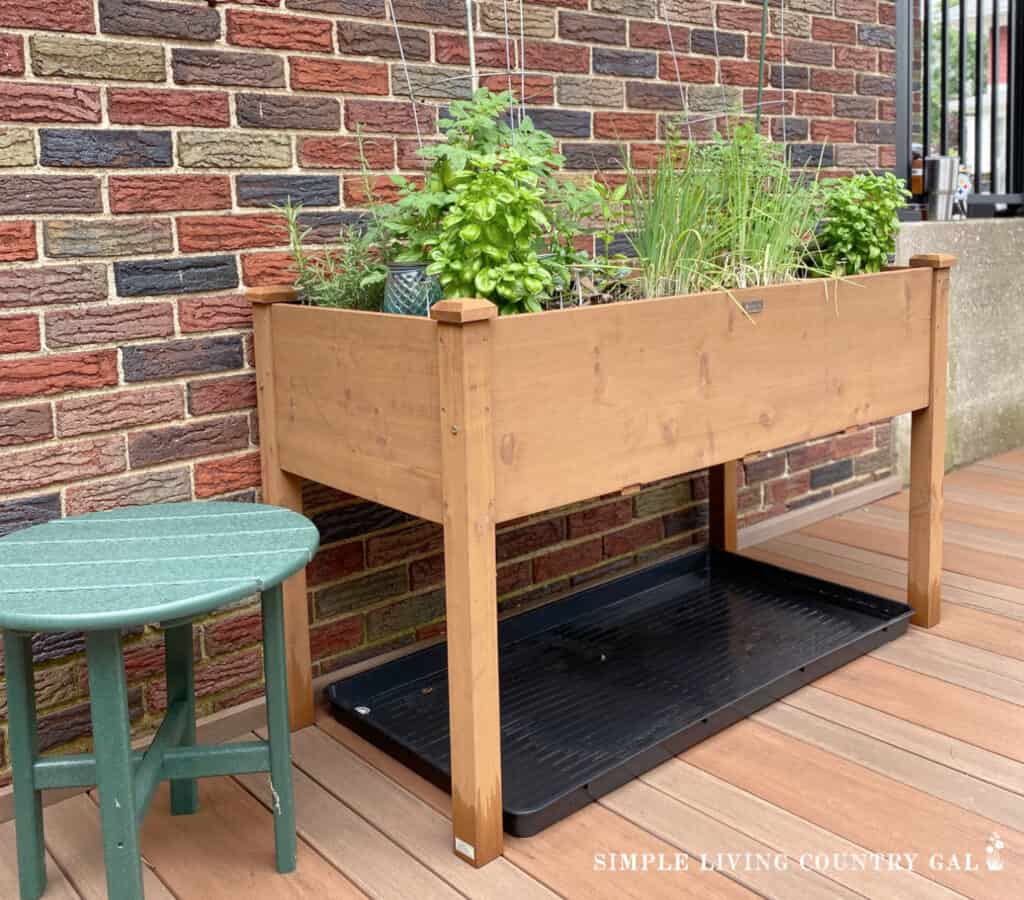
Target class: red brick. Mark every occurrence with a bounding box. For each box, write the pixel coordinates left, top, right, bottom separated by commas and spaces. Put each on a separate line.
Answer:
177, 215, 288, 253
0, 1, 95, 33
345, 99, 436, 134
811, 68, 856, 93
812, 118, 856, 142
0, 314, 39, 354
0, 221, 35, 262
716, 5, 764, 32
0, 84, 101, 123
178, 294, 253, 333
832, 428, 876, 458
747, 36, 782, 63
0, 402, 52, 447
308, 540, 365, 587
566, 499, 633, 538
497, 517, 566, 562
64, 467, 190, 515
835, 45, 877, 71
593, 111, 658, 139
109, 175, 232, 214
56, 385, 183, 438
241, 251, 297, 287
366, 521, 443, 567
766, 470, 812, 505
435, 34, 515, 67
299, 136, 395, 169
479, 73, 555, 104
0, 435, 125, 493
0, 33, 23, 75
878, 50, 895, 75
188, 373, 257, 416
147, 649, 263, 713
290, 57, 389, 94
796, 91, 833, 116
523, 40, 590, 74
628, 20, 689, 51
108, 89, 230, 127
878, 2, 896, 26
409, 553, 444, 591
630, 142, 670, 168
533, 538, 603, 583
45, 303, 175, 348
879, 97, 896, 120
878, 144, 896, 167
720, 59, 762, 86
836, 0, 877, 19
812, 17, 857, 44
204, 611, 264, 657
604, 518, 664, 558
226, 9, 333, 52
123, 640, 167, 682
128, 415, 250, 468
659, 54, 717, 83
0, 349, 117, 401
194, 451, 262, 498
787, 439, 833, 471
310, 615, 363, 662
344, 174, 418, 205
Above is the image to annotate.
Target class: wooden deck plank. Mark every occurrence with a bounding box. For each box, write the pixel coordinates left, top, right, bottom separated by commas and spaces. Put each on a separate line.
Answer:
139, 779, 366, 898
754, 701, 1024, 831
642, 760, 961, 900
682, 719, 1022, 899
1, 817, 81, 900
281, 725, 557, 900
44, 794, 175, 900
783, 686, 1024, 796
317, 714, 755, 899
813, 657, 1024, 762
601, 779, 864, 899
880, 491, 1024, 537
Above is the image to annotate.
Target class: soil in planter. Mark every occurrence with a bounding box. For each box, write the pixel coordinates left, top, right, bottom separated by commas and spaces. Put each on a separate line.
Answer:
327, 548, 911, 835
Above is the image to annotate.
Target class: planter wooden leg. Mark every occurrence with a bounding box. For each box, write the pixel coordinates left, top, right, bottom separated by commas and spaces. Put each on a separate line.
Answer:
252, 296, 314, 730
709, 461, 738, 552
433, 299, 503, 867
907, 253, 955, 627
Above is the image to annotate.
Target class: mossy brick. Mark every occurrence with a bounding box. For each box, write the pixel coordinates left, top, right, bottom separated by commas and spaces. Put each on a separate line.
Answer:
633, 480, 692, 517
660, 0, 714, 25
43, 219, 173, 259
337, 21, 429, 60
29, 34, 166, 82
237, 175, 340, 208
177, 131, 292, 169
0, 493, 60, 538
0, 84, 101, 123
172, 49, 285, 88
593, 0, 656, 15
0, 264, 107, 310
115, 256, 238, 297
313, 501, 413, 546
521, 108, 591, 138
0, 128, 35, 166
121, 335, 244, 382
236, 93, 341, 131
558, 76, 624, 108
46, 303, 176, 348
40, 129, 171, 168
127, 415, 249, 468
0, 1, 95, 34
592, 48, 657, 78
98, 0, 221, 41
0, 403, 52, 448
365, 589, 446, 641
398, 65, 473, 100
0, 175, 100, 215
479, 2, 556, 38
690, 29, 746, 58
316, 566, 409, 619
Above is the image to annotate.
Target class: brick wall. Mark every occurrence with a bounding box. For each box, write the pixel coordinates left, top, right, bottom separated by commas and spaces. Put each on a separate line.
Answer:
0, 0, 897, 778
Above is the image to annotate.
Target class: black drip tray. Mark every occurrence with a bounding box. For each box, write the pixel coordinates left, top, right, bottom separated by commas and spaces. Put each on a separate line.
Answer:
327, 548, 912, 836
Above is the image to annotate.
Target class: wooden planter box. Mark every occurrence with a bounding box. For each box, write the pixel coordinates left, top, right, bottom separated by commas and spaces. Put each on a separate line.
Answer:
250, 253, 953, 867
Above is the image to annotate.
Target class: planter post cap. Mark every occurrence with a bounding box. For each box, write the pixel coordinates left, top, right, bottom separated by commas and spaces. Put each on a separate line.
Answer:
430, 298, 498, 323
248, 286, 299, 304
909, 253, 958, 269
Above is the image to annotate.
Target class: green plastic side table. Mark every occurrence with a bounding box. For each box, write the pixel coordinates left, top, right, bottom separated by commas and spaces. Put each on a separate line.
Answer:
0, 501, 320, 900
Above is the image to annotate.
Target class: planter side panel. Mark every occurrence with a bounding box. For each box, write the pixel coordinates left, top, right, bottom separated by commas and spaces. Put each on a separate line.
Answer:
491, 269, 933, 522
271, 305, 444, 522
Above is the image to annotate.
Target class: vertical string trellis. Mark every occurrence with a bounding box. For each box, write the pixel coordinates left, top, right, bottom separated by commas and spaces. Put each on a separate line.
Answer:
386, 0, 423, 149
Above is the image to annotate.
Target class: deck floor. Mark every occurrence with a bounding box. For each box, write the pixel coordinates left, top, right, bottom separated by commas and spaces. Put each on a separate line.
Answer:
4, 452, 1024, 898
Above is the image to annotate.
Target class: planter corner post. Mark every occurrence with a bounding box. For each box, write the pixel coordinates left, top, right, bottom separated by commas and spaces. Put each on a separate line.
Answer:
250, 288, 316, 730
907, 253, 956, 627
431, 298, 504, 868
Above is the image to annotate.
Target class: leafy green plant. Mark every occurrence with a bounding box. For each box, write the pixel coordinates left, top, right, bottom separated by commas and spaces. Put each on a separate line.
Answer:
281, 200, 386, 310
816, 172, 910, 275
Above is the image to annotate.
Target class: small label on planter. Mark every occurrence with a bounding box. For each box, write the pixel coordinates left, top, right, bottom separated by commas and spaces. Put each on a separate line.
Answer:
742, 299, 764, 315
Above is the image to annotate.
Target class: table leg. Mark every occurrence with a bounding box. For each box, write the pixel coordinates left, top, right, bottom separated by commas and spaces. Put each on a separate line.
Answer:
262, 584, 297, 874
165, 622, 199, 815
86, 630, 145, 900
3, 631, 46, 900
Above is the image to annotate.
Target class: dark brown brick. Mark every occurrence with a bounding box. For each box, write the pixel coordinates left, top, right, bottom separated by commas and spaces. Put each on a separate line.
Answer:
626, 81, 686, 110
0, 175, 95, 215
65, 467, 191, 515
313, 501, 412, 545
533, 538, 603, 583
497, 517, 566, 562
524, 40, 590, 74
0, 493, 60, 538
663, 503, 709, 537
559, 11, 626, 46
128, 415, 250, 468
56, 385, 183, 437
236, 93, 340, 131
316, 566, 408, 618
833, 94, 877, 119
188, 373, 257, 418
45, 303, 174, 348
337, 21, 429, 60
345, 99, 436, 135
99, 0, 220, 41
172, 49, 285, 88
366, 521, 443, 567
566, 499, 633, 538
0, 264, 107, 311
690, 29, 745, 57
388, 0, 463, 27
604, 519, 664, 557
366, 590, 445, 641
287, 0, 384, 14
0, 435, 125, 494
308, 540, 365, 587
122, 336, 244, 383
628, 20, 689, 51
0, 402, 51, 447
310, 615, 364, 662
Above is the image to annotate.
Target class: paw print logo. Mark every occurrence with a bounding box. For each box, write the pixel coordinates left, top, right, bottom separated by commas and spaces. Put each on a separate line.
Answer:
986, 833, 1005, 872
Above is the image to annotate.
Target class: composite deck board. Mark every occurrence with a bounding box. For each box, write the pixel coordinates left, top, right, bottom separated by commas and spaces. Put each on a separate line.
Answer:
1, 818, 81, 900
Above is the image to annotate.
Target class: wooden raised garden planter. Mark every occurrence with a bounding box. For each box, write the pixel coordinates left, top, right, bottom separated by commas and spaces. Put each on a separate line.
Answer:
250, 253, 953, 867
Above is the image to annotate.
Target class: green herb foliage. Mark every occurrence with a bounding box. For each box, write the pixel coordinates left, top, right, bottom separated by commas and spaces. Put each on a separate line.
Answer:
281, 199, 386, 310
816, 172, 911, 275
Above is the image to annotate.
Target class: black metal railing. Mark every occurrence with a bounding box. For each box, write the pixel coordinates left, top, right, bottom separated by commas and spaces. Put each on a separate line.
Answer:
896, 0, 1024, 214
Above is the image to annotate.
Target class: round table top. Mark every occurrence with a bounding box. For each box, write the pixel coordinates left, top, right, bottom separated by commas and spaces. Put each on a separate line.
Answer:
0, 501, 320, 633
